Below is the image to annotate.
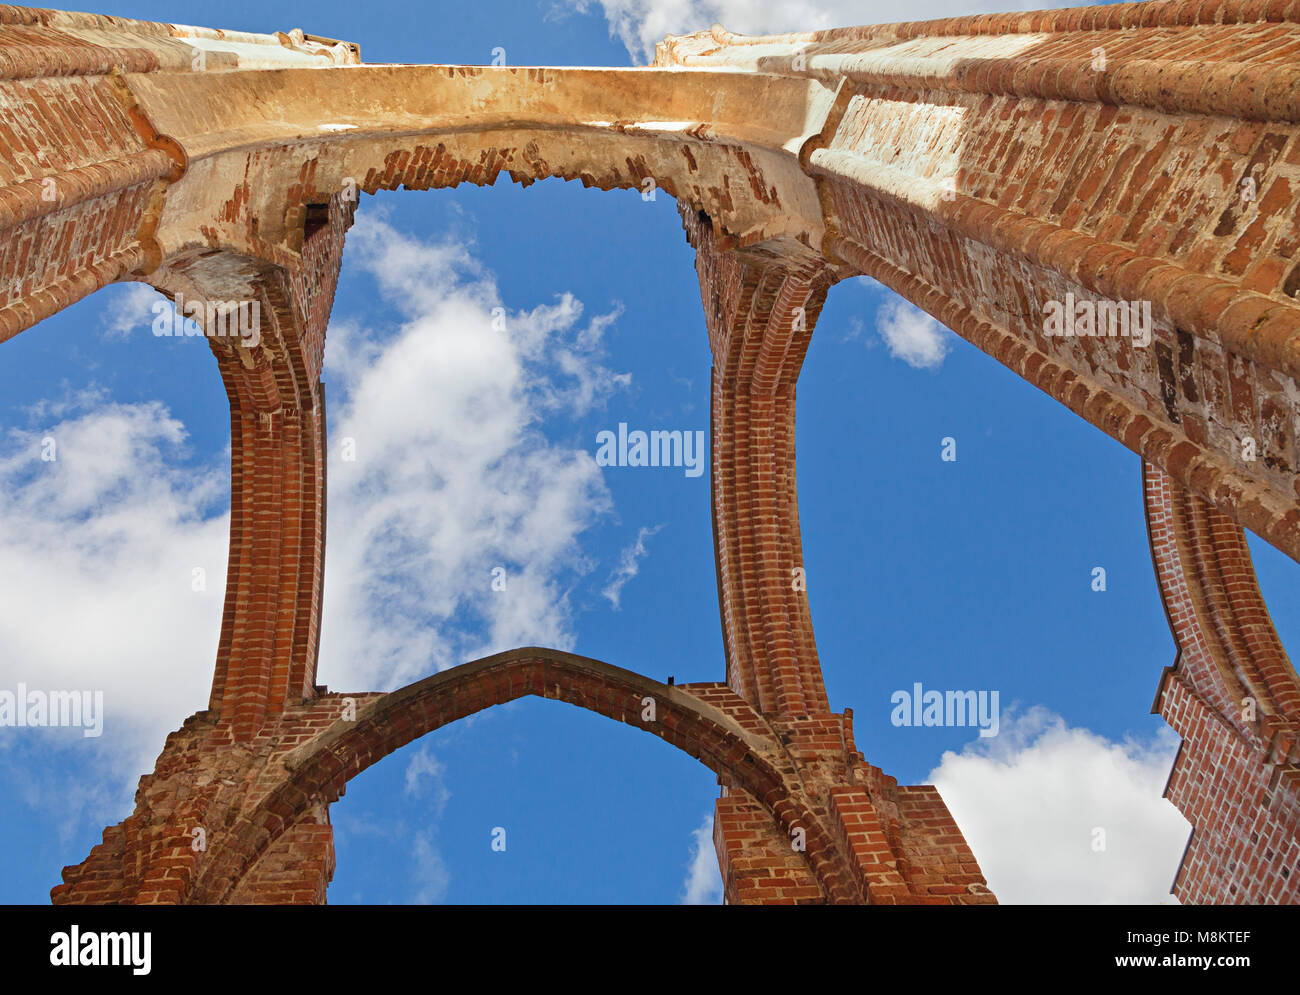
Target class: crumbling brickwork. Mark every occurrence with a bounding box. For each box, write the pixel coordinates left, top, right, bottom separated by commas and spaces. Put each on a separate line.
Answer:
0, 0, 1297, 903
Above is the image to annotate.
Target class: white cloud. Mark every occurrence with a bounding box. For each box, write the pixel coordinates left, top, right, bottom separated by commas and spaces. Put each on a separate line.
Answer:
410, 829, 452, 904
569, 0, 1081, 64
331, 813, 451, 904
405, 745, 453, 903
874, 298, 952, 369
681, 810, 723, 904
928, 707, 1190, 904
98, 282, 167, 340
602, 524, 663, 609
0, 396, 228, 770
404, 744, 452, 818
0, 212, 631, 848
317, 213, 629, 692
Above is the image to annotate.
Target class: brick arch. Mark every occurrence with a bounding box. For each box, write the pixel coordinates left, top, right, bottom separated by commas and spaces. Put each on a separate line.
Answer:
189, 648, 854, 904
121, 58, 834, 284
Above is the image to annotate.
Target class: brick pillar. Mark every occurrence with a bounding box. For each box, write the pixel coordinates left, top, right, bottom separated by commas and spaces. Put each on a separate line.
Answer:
0, 8, 356, 745
189, 193, 354, 741
1145, 462, 1300, 903
685, 213, 995, 904
687, 208, 831, 715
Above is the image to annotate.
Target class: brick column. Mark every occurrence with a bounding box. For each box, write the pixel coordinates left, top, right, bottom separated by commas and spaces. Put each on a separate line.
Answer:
686, 208, 832, 716
1145, 461, 1300, 903
684, 212, 995, 904
199, 194, 353, 741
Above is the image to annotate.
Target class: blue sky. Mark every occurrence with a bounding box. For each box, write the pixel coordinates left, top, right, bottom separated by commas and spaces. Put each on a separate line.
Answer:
1, 0, 1297, 905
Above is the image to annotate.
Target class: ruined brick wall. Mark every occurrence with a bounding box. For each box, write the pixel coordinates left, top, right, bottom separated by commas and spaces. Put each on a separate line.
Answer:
52, 697, 376, 904
5, 0, 1299, 904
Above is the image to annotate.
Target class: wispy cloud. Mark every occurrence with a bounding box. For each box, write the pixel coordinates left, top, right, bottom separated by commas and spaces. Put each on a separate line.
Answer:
681, 811, 723, 904
602, 524, 663, 609
318, 213, 630, 692
98, 282, 166, 340
406, 751, 453, 904
873, 298, 952, 369
410, 829, 451, 904
404, 744, 452, 819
